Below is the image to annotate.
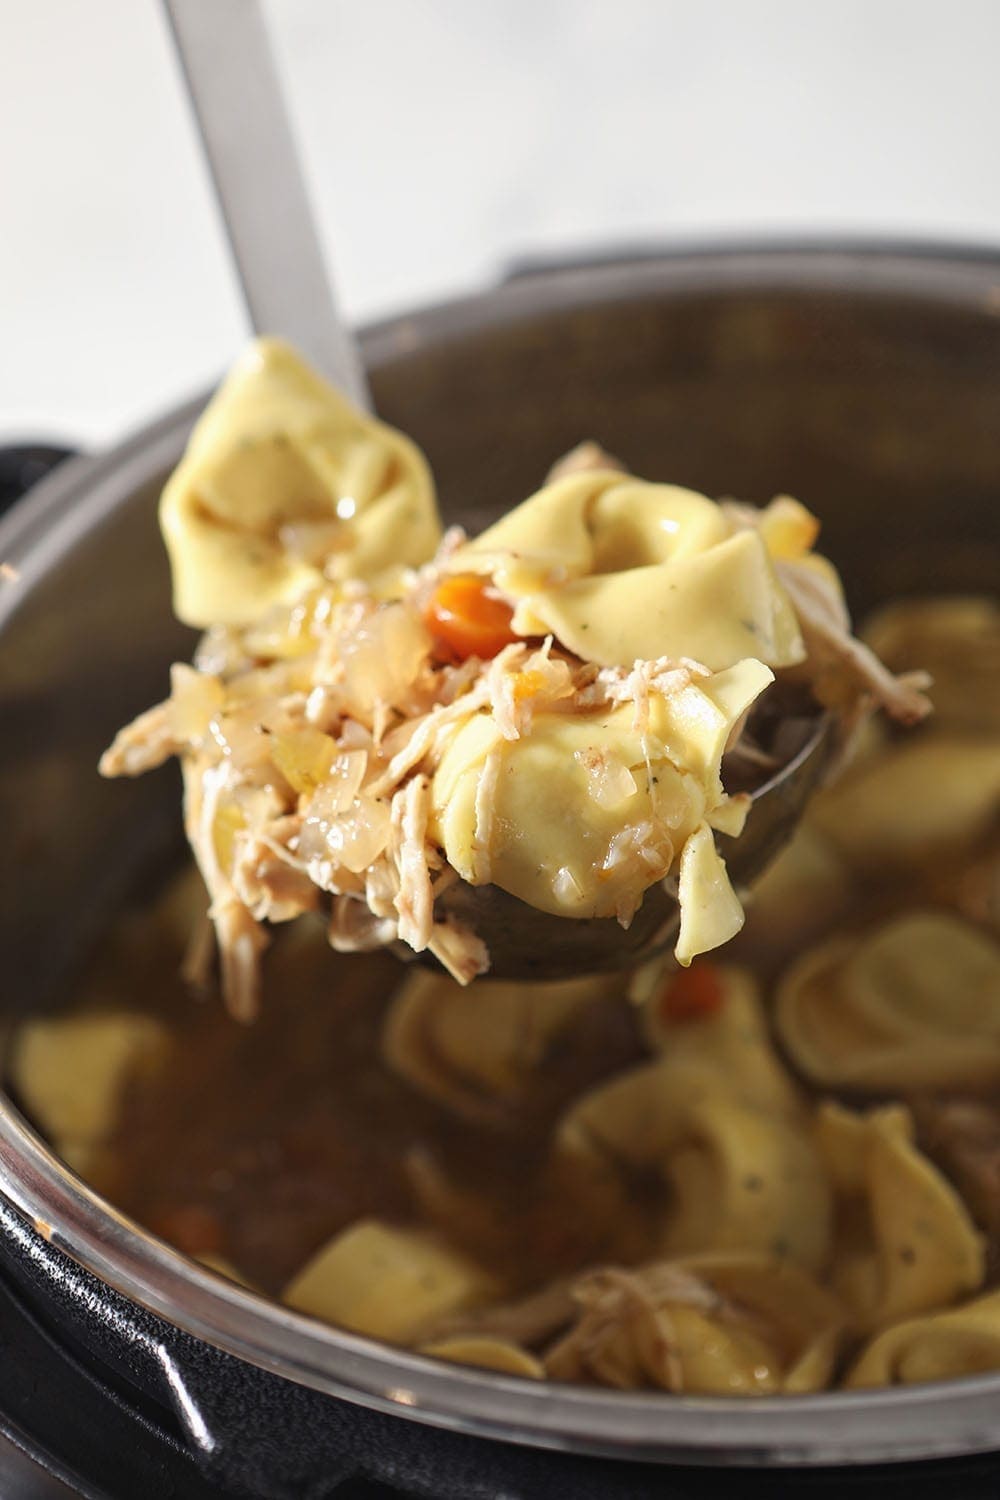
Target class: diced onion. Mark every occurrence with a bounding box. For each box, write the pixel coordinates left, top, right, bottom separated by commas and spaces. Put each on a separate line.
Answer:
552, 865, 585, 906
300, 795, 392, 875
168, 664, 224, 743
337, 602, 431, 715
574, 748, 638, 810
271, 727, 337, 794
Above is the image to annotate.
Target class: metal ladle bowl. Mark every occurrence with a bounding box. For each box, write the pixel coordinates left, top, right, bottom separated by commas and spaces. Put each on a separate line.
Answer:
434, 708, 834, 980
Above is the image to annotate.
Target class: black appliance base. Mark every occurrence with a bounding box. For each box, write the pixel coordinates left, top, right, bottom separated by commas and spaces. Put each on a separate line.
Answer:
2, 1263, 1000, 1499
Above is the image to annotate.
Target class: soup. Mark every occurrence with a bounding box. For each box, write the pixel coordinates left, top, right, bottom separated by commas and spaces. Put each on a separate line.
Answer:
9, 592, 999, 1395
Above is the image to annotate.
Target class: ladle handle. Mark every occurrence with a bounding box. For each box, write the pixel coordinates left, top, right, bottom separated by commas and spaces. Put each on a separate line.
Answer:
162, 0, 372, 411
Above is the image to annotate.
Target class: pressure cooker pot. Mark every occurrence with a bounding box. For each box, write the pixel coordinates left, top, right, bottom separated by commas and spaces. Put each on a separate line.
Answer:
1, 243, 999, 1500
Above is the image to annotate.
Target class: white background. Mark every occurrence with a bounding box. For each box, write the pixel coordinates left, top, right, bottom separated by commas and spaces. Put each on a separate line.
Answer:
2, 0, 998, 448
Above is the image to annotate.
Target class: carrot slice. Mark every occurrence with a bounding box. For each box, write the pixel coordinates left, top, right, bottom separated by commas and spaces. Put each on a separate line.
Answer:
658, 962, 725, 1023
424, 573, 518, 661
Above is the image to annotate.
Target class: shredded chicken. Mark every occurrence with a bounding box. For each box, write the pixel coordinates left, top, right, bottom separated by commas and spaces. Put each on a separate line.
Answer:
778, 559, 933, 727
426, 917, 490, 985
581, 657, 711, 732
365, 678, 492, 798
231, 835, 319, 923
543, 1264, 722, 1390
214, 899, 270, 1024
722, 501, 933, 727
391, 775, 434, 951
179, 906, 215, 993
99, 703, 179, 778
328, 895, 398, 954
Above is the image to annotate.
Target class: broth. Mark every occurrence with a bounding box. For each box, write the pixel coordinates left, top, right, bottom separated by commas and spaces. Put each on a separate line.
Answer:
8, 593, 1000, 1394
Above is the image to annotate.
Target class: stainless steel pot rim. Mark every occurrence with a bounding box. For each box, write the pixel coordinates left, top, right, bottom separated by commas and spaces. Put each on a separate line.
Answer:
3, 240, 1000, 1468
4, 233, 1000, 581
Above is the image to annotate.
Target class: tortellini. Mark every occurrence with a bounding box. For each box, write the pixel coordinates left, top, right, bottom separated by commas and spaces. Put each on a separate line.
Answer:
808, 736, 1000, 872
554, 972, 831, 1269
816, 1102, 984, 1333
281, 1220, 497, 1344
776, 911, 1000, 1092
543, 1254, 846, 1395
454, 472, 806, 673
383, 968, 617, 1123
430, 657, 773, 961
8, 1010, 169, 1178
160, 338, 441, 627
847, 1288, 1000, 1388
638, 964, 802, 1117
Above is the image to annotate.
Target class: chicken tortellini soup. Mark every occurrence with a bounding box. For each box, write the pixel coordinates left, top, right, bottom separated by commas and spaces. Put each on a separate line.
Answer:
7, 342, 999, 1399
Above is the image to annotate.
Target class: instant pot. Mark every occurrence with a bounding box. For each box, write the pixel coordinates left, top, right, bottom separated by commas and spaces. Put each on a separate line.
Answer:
1, 243, 999, 1499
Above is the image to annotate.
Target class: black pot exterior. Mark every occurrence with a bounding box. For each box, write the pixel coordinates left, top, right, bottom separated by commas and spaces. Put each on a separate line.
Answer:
0, 1200, 808, 1500
5, 1200, 1000, 1500
2, 243, 1000, 1496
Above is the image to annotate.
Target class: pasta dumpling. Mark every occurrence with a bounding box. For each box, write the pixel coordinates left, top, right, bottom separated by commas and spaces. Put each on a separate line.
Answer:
281, 1220, 497, 1344
430, 658, 772, 956
160, 338, 441, 627
555, 973, 830, 1269
776, 911, 1000, 1092
382, 968, 617, 1123
543, 1254, 846, 1395
807, 736, 1000, 872
454, 472, 806, 673
9, 1010, 169, 1178
847, 1287, 1000, 1388
638, 964, 802, 1117
816, 1102, 984, 1333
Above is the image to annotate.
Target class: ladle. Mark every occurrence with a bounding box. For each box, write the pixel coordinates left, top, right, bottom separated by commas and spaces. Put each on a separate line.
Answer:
164, 0, 835, 982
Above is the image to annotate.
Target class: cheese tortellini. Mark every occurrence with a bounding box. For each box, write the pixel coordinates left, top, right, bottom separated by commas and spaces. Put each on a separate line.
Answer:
847, 1288, 1000, 1388
282, 1220, 497, 1344
382, 968, 617, 1123
454, 472, 806, 672
430, 658, 772, 958
776, 911, 1000, 1092
543, 1255, 846, 1395
808, 737, 1000, 872
817, 1103, 984, 1333
160, 338, 441, 627
9, 1010, 169, 1179
555, 971, 831, 1269
638, 964, 802, 1115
